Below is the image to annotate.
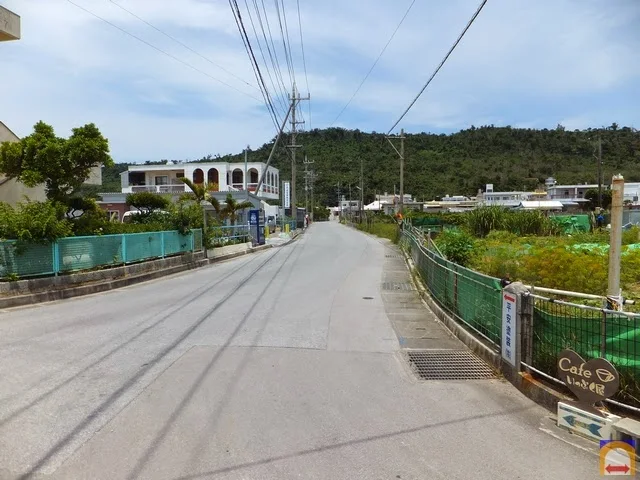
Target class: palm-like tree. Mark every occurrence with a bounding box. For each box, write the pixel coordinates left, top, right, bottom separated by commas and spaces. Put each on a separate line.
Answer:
221, 193, 252, 226
179, 178, 208, 203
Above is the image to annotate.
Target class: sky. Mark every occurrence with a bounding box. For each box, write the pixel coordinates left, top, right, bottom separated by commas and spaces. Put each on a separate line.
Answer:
2, 0, 640, 163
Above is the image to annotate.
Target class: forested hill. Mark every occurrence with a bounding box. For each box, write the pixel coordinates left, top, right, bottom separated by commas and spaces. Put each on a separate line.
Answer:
103, 124, 640, 206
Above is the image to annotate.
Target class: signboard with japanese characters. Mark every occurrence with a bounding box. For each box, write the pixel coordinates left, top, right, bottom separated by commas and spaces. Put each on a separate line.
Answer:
557, 349, 619, 416
501, 292, 517, 366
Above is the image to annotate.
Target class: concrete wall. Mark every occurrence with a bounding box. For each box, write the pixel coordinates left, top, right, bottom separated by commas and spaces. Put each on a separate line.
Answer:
0, 6, 20, 41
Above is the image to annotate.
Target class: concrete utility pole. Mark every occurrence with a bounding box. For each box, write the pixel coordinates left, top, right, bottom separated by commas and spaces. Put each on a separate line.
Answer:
597, 136, 603, 209
608, 174, 624, 301
360, 156, 364, 222
303, 155, 314, 215
288, 83, 310, 226
244, 145, 249, 200
386, 129, 406, 214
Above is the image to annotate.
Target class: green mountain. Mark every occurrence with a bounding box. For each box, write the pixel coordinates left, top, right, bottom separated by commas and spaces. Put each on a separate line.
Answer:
103, 124, 640, 206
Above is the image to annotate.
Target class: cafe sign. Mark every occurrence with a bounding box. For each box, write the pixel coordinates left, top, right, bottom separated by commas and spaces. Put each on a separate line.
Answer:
557, 349, 619, 414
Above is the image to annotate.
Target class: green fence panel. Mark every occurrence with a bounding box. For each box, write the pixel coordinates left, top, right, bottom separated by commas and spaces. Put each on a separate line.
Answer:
455, 265, 502, 344
549, 214, 591, 234
162, 231, 186, 256
192, 229, 203, 251
124, 232, 163, 263
0, 241, 55, 277
58, 235, 123, 272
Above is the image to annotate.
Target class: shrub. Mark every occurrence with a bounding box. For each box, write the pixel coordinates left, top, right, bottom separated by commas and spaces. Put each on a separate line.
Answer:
434, 229, 476, 266
0, 201, 72, 242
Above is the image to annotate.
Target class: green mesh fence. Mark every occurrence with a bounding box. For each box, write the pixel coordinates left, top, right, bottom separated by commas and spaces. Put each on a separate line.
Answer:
530, 296, 640, 408
402, 228, 502, 346
0, 229, 201, 278
58, 235, 123, 272
0, 241, 55, 277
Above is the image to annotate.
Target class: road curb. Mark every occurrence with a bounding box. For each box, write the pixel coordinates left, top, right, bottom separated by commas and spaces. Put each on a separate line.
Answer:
0, 242, 283, 310
400, 246, 570, 412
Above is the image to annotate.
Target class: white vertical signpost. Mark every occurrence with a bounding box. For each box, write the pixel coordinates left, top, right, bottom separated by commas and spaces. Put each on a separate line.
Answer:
502, 291, 517, 367
283, 181, 291, 209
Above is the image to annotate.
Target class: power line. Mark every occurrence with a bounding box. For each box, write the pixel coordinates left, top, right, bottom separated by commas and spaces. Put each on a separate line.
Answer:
65, 0, 262, 102
387, 0, 488, 134
260, 0, 290, 96
243, 0, 289, 117
279, 0, 296, 83
331, 0, 416, 127
251, 0, 290, 111
296, 0, 311, 130
106, 0, 258, 92
273, 0, 294, 86
229, 0, 282, 130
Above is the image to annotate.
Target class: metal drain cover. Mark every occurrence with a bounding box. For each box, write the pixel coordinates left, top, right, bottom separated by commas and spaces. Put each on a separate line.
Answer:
385, 254, 402, 258
405, 350, 496, 380
382, 282, 414, 291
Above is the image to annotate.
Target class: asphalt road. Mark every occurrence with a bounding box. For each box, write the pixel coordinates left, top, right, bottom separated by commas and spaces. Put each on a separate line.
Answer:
0, 222, 603, 479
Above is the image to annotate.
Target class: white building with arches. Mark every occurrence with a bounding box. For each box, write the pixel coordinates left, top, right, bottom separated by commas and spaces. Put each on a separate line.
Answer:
120, 162, 280, 200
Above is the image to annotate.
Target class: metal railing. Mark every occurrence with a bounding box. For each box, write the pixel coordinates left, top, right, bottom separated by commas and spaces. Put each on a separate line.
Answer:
208, 225, 250, 246
401, 224, 640, 413
401, 227, 503, 347
0, 229, 202, 278
129, 185, 186, 194
522, 292, 640, 412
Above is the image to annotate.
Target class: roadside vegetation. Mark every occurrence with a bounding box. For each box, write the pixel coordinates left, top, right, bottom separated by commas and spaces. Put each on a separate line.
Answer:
413, 207, 640, 300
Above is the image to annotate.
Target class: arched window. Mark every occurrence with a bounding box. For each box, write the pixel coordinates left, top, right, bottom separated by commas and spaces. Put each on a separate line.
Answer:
193, 168, 204, 184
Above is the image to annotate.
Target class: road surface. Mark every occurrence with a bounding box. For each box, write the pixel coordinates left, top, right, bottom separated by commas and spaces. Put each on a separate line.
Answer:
0, 222, 602, 479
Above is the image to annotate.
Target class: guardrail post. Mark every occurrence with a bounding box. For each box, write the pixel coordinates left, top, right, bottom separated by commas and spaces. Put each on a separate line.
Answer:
122, 234, 127, 264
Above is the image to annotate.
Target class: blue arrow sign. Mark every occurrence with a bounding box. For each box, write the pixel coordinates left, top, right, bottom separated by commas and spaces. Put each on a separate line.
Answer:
563, 415, 603, 437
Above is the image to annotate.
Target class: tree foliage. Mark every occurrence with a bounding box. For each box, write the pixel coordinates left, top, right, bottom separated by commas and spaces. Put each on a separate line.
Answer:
0, 201, 72, 242
103, 124, 640, 208
0, 121, 113, 202
584, 188, 613, 210
125, 192, 170, 213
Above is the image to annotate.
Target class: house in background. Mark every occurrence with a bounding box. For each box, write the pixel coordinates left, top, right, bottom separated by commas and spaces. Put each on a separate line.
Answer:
99, 162, 281, 221
120, 162, 280, 200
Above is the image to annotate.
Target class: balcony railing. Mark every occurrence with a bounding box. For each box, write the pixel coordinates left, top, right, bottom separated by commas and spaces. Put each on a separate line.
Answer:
129, 185, 186, 193
229, 183, 279, 195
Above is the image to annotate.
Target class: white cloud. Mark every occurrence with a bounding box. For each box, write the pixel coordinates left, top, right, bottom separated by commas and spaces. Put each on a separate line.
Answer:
1, 0, 639, 162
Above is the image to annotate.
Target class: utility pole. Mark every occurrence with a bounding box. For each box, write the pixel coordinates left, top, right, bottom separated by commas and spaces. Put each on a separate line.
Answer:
386, 129, 406, 214
608, 174, 624, 307
244, 144, 249, 201
360, 156, 364, 223
304, 155, 314, 215
288, 83, 310, 228
598, 135, 603, 209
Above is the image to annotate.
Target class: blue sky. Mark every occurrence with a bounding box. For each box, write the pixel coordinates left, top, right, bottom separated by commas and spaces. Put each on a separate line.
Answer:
2, 0, 639, 163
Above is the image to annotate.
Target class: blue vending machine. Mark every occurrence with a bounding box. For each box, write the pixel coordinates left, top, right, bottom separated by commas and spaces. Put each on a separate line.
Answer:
249, 209, 264, 245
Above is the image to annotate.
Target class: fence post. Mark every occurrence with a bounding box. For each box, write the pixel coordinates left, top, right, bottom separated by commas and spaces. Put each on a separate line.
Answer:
161, 231, 165, 258
601, 311, 607, 357
122, 234, 127, 264
520, 291, 534, 367
52, 241, 60, 275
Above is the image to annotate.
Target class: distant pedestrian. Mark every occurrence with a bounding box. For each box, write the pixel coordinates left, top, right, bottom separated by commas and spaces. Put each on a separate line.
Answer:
596, 213, 605, 230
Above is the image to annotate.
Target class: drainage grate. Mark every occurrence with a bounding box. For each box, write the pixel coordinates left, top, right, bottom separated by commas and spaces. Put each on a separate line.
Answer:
381, 282, 414, 291
385, 254, 402, 258
405, 350, 496, 380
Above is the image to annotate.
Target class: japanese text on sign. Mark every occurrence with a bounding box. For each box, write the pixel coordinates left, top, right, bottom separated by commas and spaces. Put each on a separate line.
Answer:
501, 293, 517, 366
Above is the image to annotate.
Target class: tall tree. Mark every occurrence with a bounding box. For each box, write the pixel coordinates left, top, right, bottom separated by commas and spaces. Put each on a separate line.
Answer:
0, 121, 112, 203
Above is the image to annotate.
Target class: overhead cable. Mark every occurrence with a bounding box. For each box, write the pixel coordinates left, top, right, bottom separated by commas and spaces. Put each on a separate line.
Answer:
65, 0, 261, 102
387, 0, 488, 134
